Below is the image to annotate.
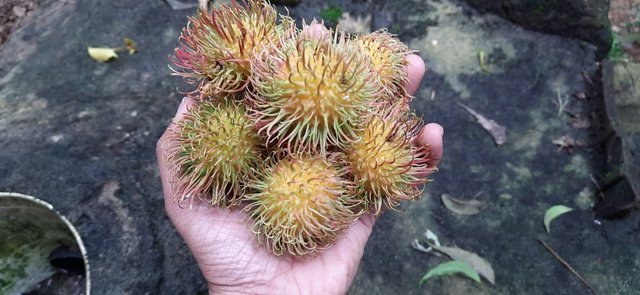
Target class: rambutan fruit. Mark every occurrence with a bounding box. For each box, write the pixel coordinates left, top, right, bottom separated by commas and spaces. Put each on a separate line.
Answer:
171, 0, 292, 98
245, 154, 362, 256
346, 107, 432, 215
358, 30, 412, 108
248, 24, 379, 153
166, 98, 262, 207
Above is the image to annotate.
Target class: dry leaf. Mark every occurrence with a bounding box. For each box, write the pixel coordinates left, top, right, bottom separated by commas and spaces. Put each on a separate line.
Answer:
87, 47, 118, 62
570, 116, 590, 129
165, 0, 199, 10
13, 6, 27, 17
573, 92, 586, 100
552, 135, 583, 152
441, 194, 486, 215
124, 38, 137, 55
458, 103, 507, 145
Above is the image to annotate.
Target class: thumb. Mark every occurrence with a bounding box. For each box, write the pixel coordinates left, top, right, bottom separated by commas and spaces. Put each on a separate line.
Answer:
157, 97, 198, 214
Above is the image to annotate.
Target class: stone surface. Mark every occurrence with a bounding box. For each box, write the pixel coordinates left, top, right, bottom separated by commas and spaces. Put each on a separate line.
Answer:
462, 0, 612, 59
1, 0, 639, 294
338, 0, 638, 294
603, 62, 640, 207
0, 0, 207, 293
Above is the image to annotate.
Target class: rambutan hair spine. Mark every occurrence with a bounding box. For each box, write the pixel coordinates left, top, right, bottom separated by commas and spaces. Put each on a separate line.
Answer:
164, 96, 264, 208
346, 106, 433, 215
246, 22, 382, 154
170, 0, 294, 99
244, 152, 364, 256
357, 29, 415, 109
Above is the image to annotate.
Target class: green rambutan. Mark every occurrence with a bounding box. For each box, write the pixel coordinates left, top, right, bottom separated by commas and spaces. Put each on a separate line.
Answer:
166, 98, 262, 207
346, 107, 432, 215
245, 154, 362, 256
171, 0, 292, 98
248, 24, 379, 153
358, 30, 412, 108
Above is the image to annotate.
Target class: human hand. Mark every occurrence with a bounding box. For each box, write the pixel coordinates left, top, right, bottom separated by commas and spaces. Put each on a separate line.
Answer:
156, 54, 444, 295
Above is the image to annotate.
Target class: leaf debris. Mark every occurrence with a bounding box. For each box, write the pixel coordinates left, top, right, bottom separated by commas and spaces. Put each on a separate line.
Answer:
87, 47, 118, 62
419, 261, 481, 285
458, 103, 507, 145
165, 0, 199, 10
544, 205, 573, 233
551, 135, 583, 152
413, 229, 495, 284
87, 38, 137, 62
478, 51, 491, 73
441, 194, 486, 215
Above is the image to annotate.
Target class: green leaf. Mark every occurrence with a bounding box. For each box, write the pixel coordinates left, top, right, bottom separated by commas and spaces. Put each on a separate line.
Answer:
431, 245, 495, 284
419, 261, 481, 285
544, 205, 573, 233
320, 5, 342, 23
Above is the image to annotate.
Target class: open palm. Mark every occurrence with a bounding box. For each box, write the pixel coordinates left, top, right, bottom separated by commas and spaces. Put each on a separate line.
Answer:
157, 54, 443, 295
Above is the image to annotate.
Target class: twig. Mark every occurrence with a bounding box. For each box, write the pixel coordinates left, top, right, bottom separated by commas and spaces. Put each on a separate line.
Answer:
589, 174, 605, 201
554, 87, 570, 116
581, 71, 595, 90
411, 239, 433, 254
538, 239, 599, 295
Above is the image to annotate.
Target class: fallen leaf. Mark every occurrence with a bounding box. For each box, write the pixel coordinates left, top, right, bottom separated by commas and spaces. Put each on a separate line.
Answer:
165, 0, 199, 10
87, 47, 118, 62
431, 245, 496, 284
124, 38, 137, 54
570, 116, 590, 129
425, 229, 441, 247
573, 92, 586, 100
419, 261, 481, 285
441, 194, 486, 215
544, 205, 573, 233
411, 229, 443, 255
13, 6, 27, 17
552, 136, 583, 152
478, 51, 491, 73
458, 103, 507, 145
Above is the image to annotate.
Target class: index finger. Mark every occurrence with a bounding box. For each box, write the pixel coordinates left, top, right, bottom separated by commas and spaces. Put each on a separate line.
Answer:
405, 54, 426, 96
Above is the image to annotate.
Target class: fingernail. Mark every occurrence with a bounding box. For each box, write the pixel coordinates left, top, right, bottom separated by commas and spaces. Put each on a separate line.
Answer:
425, 123, 444, 136
434, 124, 444, 137
175, 97, 188, 117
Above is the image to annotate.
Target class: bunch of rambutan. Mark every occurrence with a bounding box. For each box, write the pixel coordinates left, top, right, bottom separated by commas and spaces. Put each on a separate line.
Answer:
166, 0, 433, 256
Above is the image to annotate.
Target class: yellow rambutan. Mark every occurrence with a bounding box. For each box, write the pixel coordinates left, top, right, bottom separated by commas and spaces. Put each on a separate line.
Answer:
165, 97, 262, 207
245, 154, 362, 256
358, 30, 413, 108
248, 24, 379, 153
165, 0, 437, 256
346, 107, 432, 215
171, 0, 292, 98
